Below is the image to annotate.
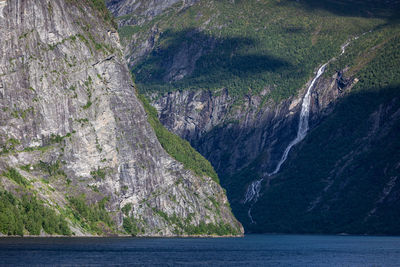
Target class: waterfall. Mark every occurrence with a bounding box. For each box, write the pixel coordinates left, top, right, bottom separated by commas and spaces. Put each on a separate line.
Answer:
243, 36, 362, 223
244, 63, 327, 205
269, 63, 327, 175
244, 179, 262, 204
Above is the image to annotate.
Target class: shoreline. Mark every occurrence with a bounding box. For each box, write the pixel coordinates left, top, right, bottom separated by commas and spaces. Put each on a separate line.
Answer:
0, 234, 244, 238
2, 233, 400, 238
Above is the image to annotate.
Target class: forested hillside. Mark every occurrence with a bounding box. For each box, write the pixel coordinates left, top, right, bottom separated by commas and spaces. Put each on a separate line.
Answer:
108, 0, 400, 234
115, 0, 396, 100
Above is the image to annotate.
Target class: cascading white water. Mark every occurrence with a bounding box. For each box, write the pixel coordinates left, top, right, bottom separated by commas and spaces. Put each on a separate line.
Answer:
244, 178, 262, 204
341, 41, 351, 55
244, 63, 327, 205
243, 36, 362, 223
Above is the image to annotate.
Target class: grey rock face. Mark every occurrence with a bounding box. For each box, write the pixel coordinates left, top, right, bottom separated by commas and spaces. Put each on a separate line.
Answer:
151, 69, 354, 233
152, 72, 344, 177
106, 0, 199, 26
107, 0, 180, 18
0, 0, 242, 236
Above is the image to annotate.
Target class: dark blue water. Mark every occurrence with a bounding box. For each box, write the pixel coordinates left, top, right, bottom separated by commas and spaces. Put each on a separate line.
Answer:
1, 234, 400, 266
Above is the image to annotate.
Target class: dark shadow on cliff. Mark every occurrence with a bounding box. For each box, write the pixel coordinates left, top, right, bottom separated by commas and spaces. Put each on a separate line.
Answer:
133, 28, 292, 95
197, 33, 400, 233
228, 85, 400, 234
281, 0, 400, 21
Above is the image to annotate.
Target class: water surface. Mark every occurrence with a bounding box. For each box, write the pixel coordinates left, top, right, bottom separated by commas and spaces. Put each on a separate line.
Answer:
0, 234, 399, 266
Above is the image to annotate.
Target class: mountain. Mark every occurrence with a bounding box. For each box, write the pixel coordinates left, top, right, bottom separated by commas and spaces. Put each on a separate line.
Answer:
0, 0, 242, 237
108, 0, 400, 234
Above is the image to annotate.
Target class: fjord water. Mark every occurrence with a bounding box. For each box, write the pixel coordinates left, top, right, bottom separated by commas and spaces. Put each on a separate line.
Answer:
1, 235, 400, 266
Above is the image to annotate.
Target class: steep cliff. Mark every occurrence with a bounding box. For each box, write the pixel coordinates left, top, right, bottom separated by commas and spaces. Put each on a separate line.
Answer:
106, 0, 199, 26
245, 31, 400, 234
0, 0, 242, 236
152, 70, 341, 177
110, 0, 400, 234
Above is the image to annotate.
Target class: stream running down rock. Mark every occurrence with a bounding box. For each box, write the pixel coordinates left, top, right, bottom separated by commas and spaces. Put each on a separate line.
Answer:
244, 38, 356, 223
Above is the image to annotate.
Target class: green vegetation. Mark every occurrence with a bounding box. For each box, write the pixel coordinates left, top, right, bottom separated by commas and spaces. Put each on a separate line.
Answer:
20, 164, 32, 172
76, 33, 90, 47
68, 195, 114, 234
183, 221, 239, 236
120, 0, 393, 102
36, 160, 66, 177
151, 208, 239, 235
0, 191, 70, 236
90, 167, 107, 180
18, 132, 73, 153
0, 138, 20, 154
229, 23, 400, 234
50, 133, 70, 144
47, 35, 80, 51
82, 76, 93, 109
10, 107, 34, 120
22, 145, 51, 153
67, 0, 116, 28
121, 203, 132, 216
82, 100, 92, 109
123, 216, 141, 236
86, 0, 117, 28
2, 168, 29, 187
137, 93, 219, 183
76, 118, 89, 124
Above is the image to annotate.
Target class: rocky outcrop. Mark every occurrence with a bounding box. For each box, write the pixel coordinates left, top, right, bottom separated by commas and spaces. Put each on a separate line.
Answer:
152, 71, 345, 177
106, 0, 199, 26
0, 0, 242, 236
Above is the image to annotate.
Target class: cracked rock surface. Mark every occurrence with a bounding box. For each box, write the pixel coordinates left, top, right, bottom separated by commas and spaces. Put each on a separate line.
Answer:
0, 0, 242, 236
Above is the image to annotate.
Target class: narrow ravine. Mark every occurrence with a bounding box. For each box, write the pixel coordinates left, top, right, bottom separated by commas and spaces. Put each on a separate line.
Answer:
244, 38, 355, 223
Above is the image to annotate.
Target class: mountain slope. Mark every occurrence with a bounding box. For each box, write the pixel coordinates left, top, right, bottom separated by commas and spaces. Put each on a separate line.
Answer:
240, 29, 400, 234
108, 0, 400, 234
111, 0, 390, 99
0, 0, 242, 236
